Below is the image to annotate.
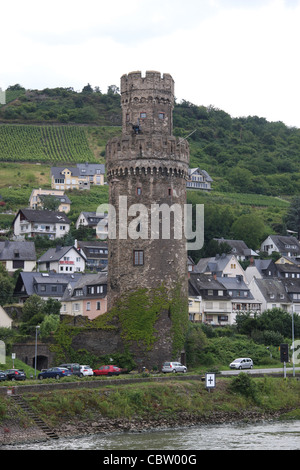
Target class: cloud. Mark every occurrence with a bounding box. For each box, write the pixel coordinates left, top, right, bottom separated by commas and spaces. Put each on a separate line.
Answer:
1, 0, 300, 126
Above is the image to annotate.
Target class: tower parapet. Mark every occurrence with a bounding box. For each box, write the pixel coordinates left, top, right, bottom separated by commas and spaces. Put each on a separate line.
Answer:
120, 71, 174, 136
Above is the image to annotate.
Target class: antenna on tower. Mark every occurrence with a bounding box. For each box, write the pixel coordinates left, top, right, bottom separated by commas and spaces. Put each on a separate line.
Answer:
177, 129, 196, 145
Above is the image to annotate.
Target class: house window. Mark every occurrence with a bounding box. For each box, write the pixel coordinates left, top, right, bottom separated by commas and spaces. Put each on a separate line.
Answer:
133, 250, 144, 266
86, 302, 91, 311
97, 301, 101, 310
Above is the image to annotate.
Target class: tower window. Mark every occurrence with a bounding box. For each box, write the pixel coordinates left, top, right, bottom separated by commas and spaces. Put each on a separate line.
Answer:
140, 112, 147, 119
158, 112, 165, 119
137, 187, 142, 195
133, 250, 144, 266
168, 188, 173, 196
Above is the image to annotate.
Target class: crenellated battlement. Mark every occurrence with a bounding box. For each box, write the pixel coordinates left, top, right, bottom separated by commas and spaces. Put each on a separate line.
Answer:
121, 71, 174, 97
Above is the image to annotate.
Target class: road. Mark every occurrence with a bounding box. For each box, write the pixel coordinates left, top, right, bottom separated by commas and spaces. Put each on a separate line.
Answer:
220, 366, 300, 376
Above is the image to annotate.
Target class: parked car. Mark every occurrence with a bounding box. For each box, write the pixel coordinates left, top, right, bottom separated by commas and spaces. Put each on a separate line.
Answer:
58, 363, 81, 376
0, 370, 7, 381
38, 367, 73, 380
93, 365, 121, 376
161, 362, 187, 373
80, 365, 93, 377
229, 358, 253, 370
4, 369, 26, 381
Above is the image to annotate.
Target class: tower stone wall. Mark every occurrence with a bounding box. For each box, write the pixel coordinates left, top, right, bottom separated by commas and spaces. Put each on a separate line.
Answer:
106, 71, 189, 364
106, 71, 190, 310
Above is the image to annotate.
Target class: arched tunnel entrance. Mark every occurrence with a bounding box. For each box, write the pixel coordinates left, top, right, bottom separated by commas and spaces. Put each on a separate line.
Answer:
32, 355, 48, 371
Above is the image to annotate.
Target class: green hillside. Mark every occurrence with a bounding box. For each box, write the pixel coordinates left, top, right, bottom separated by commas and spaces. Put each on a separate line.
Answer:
2, 84, 300, 198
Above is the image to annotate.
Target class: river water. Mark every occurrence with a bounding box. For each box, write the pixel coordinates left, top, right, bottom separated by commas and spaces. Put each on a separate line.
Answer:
4, 419, 300, 451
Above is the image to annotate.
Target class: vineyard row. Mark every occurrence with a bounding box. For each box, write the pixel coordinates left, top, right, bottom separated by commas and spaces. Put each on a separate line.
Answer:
0, 124, 96, 163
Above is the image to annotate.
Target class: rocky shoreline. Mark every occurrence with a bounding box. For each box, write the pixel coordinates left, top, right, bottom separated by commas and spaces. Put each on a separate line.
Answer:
0, 408, 291, 448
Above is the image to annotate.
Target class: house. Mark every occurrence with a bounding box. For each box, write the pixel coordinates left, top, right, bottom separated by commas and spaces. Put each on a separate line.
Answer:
51, 163, 105, 190
245, 259, 277, 284
186, 168, 213, 190
195, 254, 246, 281
60, 272, 107, 320
214, 238, 258, 261
13, 271, 83, 303
0, 306, 12, 328
37, 245, 86, 273
75, 211, 108, 238
260, 235, 300, 258
76, 240, 108, 272
13, 209, 70, 240
248, 278, 292, 313
218, 275, 261, 323
281, 279, 300, 314
29, 188, 71, 213
188, 273, 232, 325
0, 240, 36, 272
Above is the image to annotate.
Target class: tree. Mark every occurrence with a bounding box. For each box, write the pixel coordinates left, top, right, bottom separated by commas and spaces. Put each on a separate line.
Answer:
0, 265, 15, 306
82, 83, 93, 93
40, 195, 60, 211
284, 196, 300, 237
230, 213, 267, 249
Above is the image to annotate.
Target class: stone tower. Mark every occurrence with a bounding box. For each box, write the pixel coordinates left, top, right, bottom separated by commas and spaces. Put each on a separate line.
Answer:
105, 71, 189, 364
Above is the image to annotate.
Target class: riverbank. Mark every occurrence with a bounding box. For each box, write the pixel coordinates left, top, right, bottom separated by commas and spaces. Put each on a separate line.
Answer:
1, 376, 300, 447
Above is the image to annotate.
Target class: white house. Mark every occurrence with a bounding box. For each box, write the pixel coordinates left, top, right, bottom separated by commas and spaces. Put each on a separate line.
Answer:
0, 240, 36, 272
76, 211, 108, 239
195, 254, 246, 281
186, 168, 213, 190
260, 235, 300, 258
37, 245, 86, 273
13, 209, 70, 240
248, 277, 292, 313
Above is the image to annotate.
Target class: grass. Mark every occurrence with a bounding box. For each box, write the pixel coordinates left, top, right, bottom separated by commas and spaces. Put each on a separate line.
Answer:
1, 376, 298, 428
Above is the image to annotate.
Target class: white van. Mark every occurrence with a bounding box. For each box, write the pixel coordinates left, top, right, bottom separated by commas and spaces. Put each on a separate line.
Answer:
229, 358, 253, 370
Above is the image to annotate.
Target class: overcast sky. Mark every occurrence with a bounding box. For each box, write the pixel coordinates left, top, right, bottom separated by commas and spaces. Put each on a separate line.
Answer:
1, 0, 300, 127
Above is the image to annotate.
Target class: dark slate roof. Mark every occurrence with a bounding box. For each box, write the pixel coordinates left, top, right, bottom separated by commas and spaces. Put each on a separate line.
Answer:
39, 194, 71, 204
77, 163, 105, 175
217, 276, 255, 300
254, 278, 290, 302
14, 209, 70, 224
0, 241, 36, 261
195, 254, 234, 274
188, 273, 230, 299
61, 272, 107, 301
268, 235, 300, 254
214, 239, 258, 257
14, 272, 83, 297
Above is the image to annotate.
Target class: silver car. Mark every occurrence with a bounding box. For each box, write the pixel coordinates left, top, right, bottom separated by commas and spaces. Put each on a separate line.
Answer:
162, 361, 187, 373
229, 358, 253, 370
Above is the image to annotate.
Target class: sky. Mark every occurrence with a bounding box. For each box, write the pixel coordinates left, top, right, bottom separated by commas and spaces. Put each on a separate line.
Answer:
1, 0, 300, 127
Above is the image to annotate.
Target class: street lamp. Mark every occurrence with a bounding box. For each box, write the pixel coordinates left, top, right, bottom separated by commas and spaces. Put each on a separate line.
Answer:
35, 325, 40, 379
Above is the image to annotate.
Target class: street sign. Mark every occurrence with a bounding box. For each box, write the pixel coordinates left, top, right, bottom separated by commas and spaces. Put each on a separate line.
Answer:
205, 372, 216, 389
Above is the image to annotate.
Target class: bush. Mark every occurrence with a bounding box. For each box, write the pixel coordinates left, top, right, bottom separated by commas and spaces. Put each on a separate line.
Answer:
229, 373, 260, 403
